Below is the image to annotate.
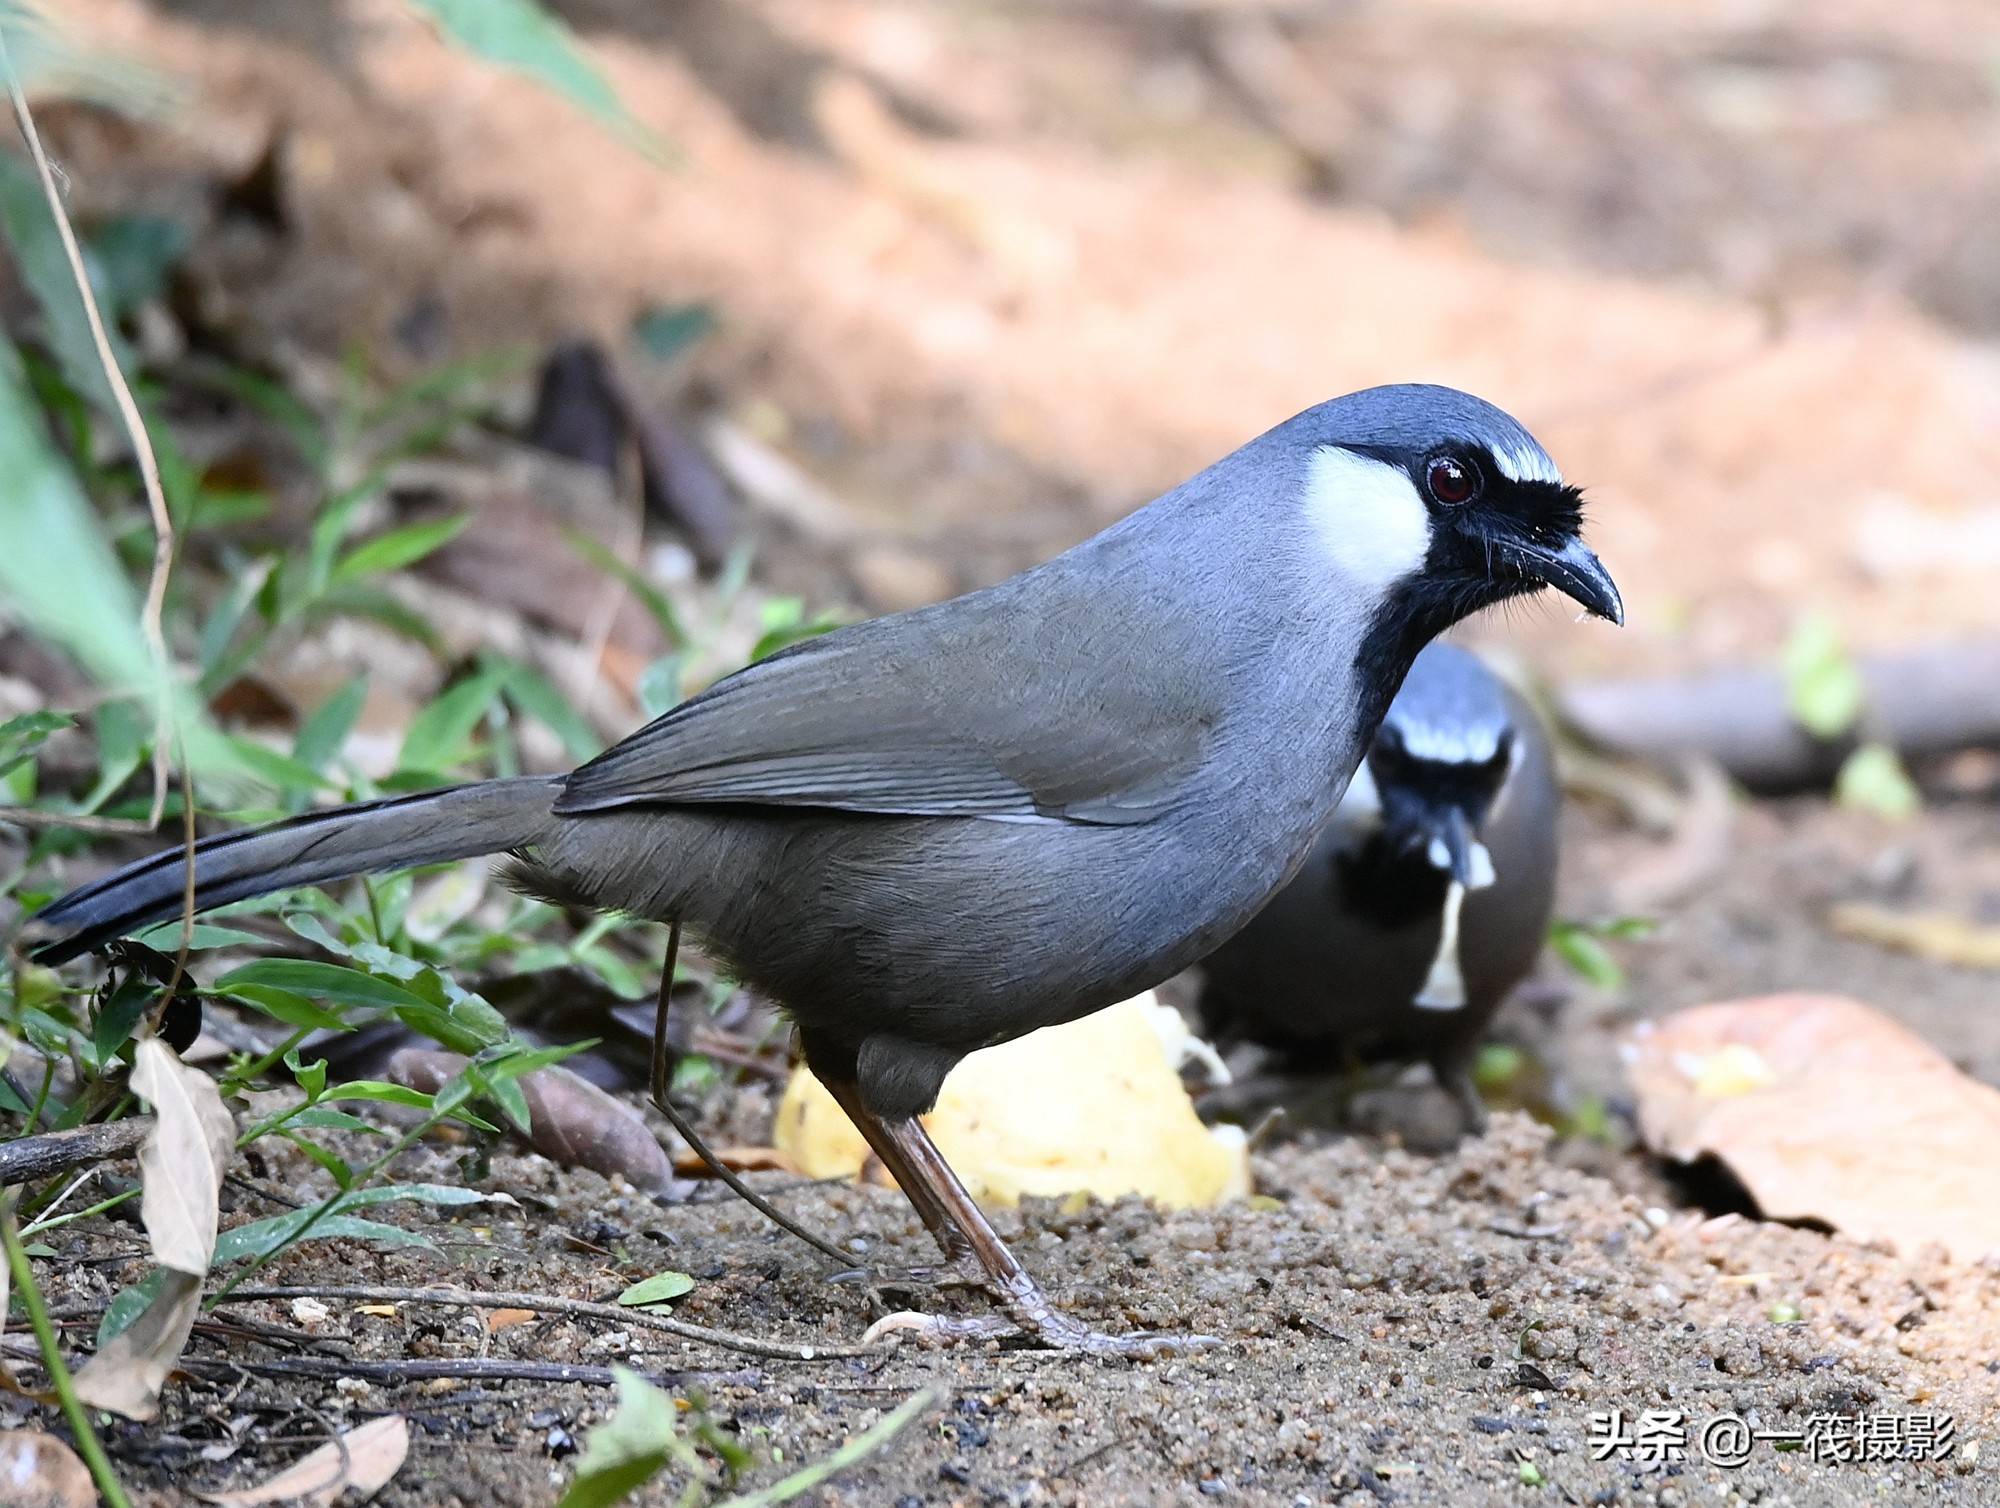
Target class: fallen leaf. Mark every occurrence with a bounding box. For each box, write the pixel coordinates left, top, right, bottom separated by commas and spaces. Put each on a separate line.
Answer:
1830, 903, 2000, 969
198, 1414, 410, 1506
71, 1267, 203, 1421
485, 1307, 537, 1333
0, 1429, 93, 1508
386, 1050, 674, 1193
1626, 994, 2000, 1260
775, 993, 1250, 1209
615, 1271, 693, 1309
131, 1037, 235, 1275
668, 1145, 797, 1178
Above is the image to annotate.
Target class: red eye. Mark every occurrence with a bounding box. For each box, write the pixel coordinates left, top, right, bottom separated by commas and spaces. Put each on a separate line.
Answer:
1426, 455, 1479, 505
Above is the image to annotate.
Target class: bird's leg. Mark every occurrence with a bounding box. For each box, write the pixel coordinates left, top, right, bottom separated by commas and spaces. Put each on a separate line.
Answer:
1429, 1045, 1488, 1137
824, 1080, 1218, 1357
817, 1077, 982, 1278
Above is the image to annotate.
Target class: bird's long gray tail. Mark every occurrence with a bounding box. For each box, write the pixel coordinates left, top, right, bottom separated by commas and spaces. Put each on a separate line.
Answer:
30, 776, 564, 965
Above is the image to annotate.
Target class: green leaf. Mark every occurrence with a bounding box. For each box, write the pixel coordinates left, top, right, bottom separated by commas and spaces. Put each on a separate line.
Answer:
0, 152, 134, 414
630, 303, 716, 365
133, 921, 267, 952
285, 1049, 328, 1100
278, 1131, 355, 1188
331, 514, 470, 585
500, 659, 602, 761
616, 1270, 694, 1309
293, 674, 369, 772
319, 1081, 436, 1111
750, 597, 845, 662
96, 1269, 167, 1348
408, 0, 667, 161
558, 1366, 688, 1508
1782, 612, 1865, 740
219, 733, 337, 797
284, 1107, 389, 1134
0, 331, 206, 761
216, 959, 431, 1012
1835, 741, 1920, 821
213, 983, 352, 1033
0, 709, 69, 778
212, 1210, 435, 1266
1549, 920, 1624, 992
399, 668, 510, 772
563, 528, 687, 646
1472, 1043, 1526, 1093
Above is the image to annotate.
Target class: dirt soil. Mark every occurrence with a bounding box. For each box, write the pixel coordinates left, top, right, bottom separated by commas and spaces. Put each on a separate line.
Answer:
12, 0, 2000, 1502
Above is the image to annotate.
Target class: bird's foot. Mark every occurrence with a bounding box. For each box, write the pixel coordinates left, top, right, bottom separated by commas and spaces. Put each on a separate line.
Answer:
864, 1274, 1218, 1357
865, 1303, 1217, 1357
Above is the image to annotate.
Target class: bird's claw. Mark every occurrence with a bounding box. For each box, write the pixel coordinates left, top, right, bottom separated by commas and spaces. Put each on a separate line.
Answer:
864, 1304, 1218, 1357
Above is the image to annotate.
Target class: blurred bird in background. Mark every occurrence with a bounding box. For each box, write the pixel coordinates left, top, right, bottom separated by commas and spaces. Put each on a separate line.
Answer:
1197, 642, 1559, 1136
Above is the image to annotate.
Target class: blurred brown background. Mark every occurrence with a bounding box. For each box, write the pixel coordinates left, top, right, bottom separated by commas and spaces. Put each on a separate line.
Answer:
66, 0, 2000, 671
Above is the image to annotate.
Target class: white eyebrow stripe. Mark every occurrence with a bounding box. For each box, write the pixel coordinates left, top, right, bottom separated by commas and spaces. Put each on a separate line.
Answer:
1393, 720, 1506, 763
1489, 442, 1563, 486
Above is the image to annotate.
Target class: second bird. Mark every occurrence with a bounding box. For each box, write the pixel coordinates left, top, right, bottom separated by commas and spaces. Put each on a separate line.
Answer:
1197, 642, 1559, 1134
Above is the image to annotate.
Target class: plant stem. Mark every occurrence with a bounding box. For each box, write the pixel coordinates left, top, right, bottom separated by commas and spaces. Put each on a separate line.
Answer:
1, 1201, 135, 1508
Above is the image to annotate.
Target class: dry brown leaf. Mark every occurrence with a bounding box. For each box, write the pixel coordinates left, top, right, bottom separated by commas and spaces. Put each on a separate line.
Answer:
1830, 903, 2000, 970
197, 1414, 410, 1506
484, 1307, 536, 1334
669, 1145, 799, 1178
0, 1429, 94, 1508
385, 1050, 674, 1193
71, 1267, 203, 1421
1626, 994, 2000, 1261
131, 1037, 235, 1275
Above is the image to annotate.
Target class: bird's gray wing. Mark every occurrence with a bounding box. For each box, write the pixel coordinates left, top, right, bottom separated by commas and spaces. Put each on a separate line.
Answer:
553, 572, 1224, 825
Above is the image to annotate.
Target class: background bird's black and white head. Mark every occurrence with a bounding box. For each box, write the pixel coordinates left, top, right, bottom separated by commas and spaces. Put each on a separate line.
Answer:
1287, 383, 1623, 653
1364, 642, 1517, 888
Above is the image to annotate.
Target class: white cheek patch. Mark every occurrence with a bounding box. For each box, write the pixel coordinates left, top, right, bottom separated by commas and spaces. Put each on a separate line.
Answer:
1489, 442, 1563, 486
1303, 446, 1432, 594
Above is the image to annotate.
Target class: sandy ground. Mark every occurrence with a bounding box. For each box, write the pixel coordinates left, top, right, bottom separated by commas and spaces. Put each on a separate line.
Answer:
10, 0, 2000, 1501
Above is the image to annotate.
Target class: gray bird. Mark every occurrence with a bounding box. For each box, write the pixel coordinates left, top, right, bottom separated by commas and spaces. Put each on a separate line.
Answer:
1196, 641, 1559, 1135
33, 384, 1619, 1355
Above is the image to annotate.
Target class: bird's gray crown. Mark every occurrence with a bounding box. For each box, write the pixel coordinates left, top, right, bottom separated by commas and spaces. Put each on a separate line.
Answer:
1277, 384, 1562, 485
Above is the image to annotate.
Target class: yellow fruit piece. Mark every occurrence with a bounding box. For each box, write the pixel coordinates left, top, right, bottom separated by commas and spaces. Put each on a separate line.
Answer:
773, 994, 1250, 1209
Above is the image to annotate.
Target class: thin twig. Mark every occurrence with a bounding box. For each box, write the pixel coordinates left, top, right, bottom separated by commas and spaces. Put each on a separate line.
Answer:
214, 1284, 870, 1363
649, 962, 857, 1267
179, 1354, 761, 1390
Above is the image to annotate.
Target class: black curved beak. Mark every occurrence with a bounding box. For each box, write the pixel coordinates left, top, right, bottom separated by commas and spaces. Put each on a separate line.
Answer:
1504, 534, 1623, 625
1422, 805, 1480, 887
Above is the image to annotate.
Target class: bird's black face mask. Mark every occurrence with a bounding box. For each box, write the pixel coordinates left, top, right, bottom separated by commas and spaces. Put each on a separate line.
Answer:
1415, 447, 1622, 628
1343, 440, 1621, 708
1367, 729, 1513, 889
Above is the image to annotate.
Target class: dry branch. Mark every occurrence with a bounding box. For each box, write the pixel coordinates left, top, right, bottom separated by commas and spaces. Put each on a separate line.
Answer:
1557, 638, 2000, 789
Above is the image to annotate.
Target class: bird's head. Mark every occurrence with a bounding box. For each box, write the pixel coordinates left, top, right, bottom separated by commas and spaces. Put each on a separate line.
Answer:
1361, 643, 1518, 888
1288, 384, 1622, 644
